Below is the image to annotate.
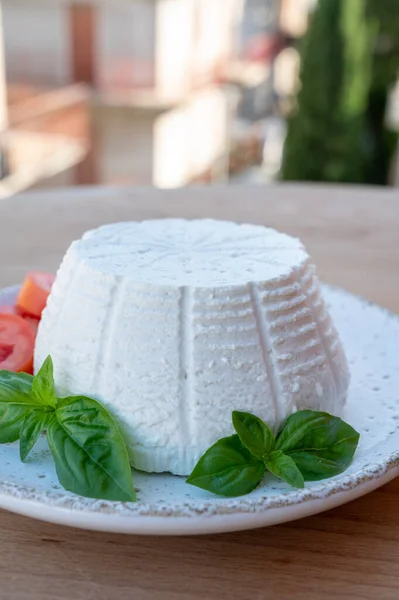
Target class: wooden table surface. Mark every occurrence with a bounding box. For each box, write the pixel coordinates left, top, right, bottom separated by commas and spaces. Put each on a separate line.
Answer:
0, 183, 399, 600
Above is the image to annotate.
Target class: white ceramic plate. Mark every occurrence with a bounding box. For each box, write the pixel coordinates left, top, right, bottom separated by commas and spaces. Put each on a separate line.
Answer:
0, 285, 398, 535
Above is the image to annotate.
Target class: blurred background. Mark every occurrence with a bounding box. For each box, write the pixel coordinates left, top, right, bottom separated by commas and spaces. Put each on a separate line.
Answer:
0, 0, 398, 199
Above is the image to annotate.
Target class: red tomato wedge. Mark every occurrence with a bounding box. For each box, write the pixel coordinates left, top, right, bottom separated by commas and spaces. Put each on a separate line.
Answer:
17, 271, 55, 319
0, 306, 40, 333
24, 316, 40, 335
0, 314, 35, 374
0, 305, 18, 315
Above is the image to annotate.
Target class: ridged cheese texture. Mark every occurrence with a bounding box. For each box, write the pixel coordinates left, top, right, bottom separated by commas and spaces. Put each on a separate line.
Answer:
35, 219, 350, 476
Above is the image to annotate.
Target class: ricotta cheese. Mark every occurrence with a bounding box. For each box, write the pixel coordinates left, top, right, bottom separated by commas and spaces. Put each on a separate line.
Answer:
35, 219, 350, 476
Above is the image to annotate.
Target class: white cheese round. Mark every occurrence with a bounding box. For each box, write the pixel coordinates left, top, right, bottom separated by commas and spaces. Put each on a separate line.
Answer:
35, 219, 350, 476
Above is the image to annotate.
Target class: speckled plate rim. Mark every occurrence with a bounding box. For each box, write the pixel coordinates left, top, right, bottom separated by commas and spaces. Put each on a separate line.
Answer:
0, 284, 398, 536
1, 467, 398, 535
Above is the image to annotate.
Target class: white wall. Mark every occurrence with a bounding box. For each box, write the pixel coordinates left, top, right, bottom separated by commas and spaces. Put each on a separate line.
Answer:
0, 5, 8, 129
280, 0, 316, 38
155, 0, 241, 97
94, 86, 232, 188
96, 1, 156, 91
193, 0, 241, 80
1, 0, 241, 97
2, 3, 71, 86
155, 0, 196, 99
93, 106, 154, 184
154, 87, 231, 187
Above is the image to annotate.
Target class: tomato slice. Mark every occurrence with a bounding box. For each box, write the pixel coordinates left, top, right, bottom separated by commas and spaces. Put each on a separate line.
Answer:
0, 305, 18, 315
24, 316, 40, 334
0, 306, 40, 334
17, 271, 55, 319
0, 314, 35, 374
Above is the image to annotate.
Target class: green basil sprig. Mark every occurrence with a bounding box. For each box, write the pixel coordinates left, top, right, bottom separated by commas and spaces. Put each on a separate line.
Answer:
186, 434, 265, 497
0, 357, 135, 502
187, 410, 360, 497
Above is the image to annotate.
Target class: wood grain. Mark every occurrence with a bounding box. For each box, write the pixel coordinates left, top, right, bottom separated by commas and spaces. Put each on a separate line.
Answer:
0, 183, 398, 600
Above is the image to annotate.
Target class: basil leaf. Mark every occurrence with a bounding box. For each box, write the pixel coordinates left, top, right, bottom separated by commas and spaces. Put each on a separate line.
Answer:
0, 371, 43, 443
276, 410, 360, 481
264, 450, 304, 489
0, 404, 32, 443
186, 434, 265, 497
0, 371, 33, 395
20, 410, 53, 462
275, 410, 334, 452
232, 410, 275, 458
47, 396, 136, 502
31, 356, 56, 408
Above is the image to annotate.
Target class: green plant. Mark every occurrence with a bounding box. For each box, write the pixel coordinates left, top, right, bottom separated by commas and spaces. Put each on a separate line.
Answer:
0, 358, 136, 502
187, 410, 360, 497
281, 0, 399, 185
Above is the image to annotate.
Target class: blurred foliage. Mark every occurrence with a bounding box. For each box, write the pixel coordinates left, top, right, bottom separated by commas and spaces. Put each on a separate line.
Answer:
281, 0, 399, 185
363, 0, 399, 184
